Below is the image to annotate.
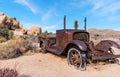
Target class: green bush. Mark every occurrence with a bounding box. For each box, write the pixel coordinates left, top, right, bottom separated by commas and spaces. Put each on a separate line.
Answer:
0, 24, 9, 40
74, 20, 79, 30
0, 36, 6, 43
15, 25, 20, 29
9, 31, 14, 39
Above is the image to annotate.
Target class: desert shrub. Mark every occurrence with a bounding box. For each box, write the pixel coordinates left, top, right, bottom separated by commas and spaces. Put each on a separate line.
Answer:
74, 20, 78, 30
0, 36, 6, 43
9, 31, 14, 39
15, 25, 20, 29
13, 17, 16, 20
40, 30, 48, 37
39, 30, 55, 38
0, 38, 30, 59
0, 24, 9, 40
0, 67, 18, 77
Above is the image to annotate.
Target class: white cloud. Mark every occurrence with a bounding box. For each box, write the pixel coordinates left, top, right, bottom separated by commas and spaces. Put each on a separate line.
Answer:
23, 23, 58, 32
69, 0, 120, 17
44, 25, 57, 30
41, 8, 55, 22
69, 0, 88, 9
21, 22, 41, 29
14, 0, 38, 14
42, 24, 58, 32
88, 0, 120, 16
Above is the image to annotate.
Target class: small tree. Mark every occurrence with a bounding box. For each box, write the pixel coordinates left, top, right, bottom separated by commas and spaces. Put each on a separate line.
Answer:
74, 20, 79, 30
13, 17, 16, 20
44, 30, 48, 37
9, 31, 14, 39
15, 25, 20, 29
0, 24, 9, 40
0, 36, 6, 43
39, 30, 49, 37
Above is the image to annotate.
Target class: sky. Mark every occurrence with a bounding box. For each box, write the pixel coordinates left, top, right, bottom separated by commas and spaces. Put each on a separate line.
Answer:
0, 0, 120, 33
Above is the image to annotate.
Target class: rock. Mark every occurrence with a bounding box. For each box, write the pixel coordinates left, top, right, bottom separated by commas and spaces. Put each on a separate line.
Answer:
29, 36, 40, 52
14, 28, 27, 38
0, 12, 22, 30
0, 12, 4, 16
0, 13, 5, 24
27, 26, 41, 36
4, 16, 13, 29
6, 16, 12, 23
19, 24, 23, 29
12, 19, 19, 27
88, 28, 120, 42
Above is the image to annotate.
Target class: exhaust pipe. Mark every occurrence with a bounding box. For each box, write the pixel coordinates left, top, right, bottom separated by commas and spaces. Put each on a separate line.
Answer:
64, 15, 66, 30
84, 17, 87, 31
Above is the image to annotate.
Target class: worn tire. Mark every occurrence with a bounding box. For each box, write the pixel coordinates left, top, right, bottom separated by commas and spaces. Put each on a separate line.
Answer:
67, 47, 86, 71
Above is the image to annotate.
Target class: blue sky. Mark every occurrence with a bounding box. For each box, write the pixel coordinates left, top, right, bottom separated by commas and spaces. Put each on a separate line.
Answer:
1, 0, 120, 32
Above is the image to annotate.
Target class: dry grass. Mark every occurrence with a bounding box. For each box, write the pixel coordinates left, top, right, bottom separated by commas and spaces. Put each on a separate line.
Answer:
0, 36, 7, 43
0, 38, 30, 59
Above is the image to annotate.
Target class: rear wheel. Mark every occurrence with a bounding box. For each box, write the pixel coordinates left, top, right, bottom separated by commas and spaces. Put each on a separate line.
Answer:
40, 40, 47, 53
67, 47, 86, 71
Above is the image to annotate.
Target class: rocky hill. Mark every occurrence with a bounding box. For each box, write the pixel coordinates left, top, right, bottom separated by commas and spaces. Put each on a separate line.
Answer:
0, 12, 24, 30
0, 12, 41, 37
88, 28, 120, 42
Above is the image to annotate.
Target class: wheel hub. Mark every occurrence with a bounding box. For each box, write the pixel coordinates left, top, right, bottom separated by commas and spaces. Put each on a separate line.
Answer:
69, 50, 81, 67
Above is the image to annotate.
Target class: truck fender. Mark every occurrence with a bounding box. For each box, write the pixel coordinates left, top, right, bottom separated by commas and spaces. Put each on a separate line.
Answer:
95, 40, 120, 52
65, 40, 87, 51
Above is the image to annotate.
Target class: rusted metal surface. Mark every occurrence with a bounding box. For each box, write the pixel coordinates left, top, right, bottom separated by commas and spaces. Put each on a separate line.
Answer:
95, 40, 120, 52
91, 40, 120, 60
64, 15, 66, 30
92, 54, 120, 60
38, 16, 120, 71
67, 40, 87, 51
73, 32, 89, 42
39, 15, 120, 61
56, 29, 89, 47
84, 17, 87, 31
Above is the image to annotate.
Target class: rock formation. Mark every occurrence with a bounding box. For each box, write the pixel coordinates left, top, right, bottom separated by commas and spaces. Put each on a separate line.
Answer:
0, 12, 23, 30
0, 12, 28, 38
27, 26, 41, 36
0, 12, 6, 24
88, 28, 120, 41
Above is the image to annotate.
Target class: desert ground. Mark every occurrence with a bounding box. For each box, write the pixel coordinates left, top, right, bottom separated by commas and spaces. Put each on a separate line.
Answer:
0, 51, 120, 77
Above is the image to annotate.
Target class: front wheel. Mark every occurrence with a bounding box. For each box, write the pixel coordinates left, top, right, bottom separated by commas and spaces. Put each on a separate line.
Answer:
67, 47, 86, 71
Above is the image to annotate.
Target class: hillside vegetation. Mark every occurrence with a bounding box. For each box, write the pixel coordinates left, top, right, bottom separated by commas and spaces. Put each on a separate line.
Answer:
88, 28, 120, 44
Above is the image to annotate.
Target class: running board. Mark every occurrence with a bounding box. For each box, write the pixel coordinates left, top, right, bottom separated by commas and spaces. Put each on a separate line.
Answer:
47, 46, 64, 55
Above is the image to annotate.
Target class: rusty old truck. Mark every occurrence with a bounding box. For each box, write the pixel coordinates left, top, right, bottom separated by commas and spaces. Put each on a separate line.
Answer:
39, 16, 120, 71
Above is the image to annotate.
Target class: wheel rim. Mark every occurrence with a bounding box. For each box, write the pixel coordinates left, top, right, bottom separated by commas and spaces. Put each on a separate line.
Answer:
68, 48, 82, 68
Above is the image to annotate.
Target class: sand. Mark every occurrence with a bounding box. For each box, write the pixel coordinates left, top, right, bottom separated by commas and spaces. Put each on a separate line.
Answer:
0, 52, 120, 77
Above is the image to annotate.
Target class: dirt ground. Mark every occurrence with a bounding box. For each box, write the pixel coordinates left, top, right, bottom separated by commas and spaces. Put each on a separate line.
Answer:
0, 52, 120, 77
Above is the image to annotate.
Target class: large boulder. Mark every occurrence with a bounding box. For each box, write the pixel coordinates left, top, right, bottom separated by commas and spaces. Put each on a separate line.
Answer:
12, 19, 19, 27
5, 16, 13, 29
0, 12, 4, 16
27, 26, 41, 36
0, 12, 22, 30
14, 28, 27, 38
0, 12, 6, 24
